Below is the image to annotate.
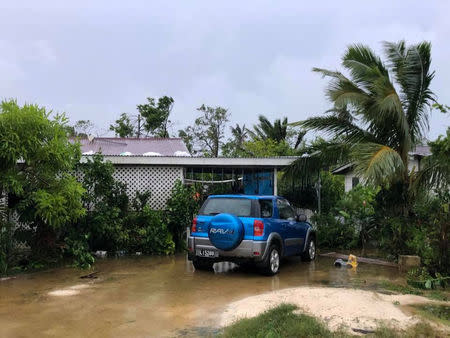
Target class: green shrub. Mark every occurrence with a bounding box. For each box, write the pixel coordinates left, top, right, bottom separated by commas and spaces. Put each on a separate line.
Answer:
375, 189, 449, 274
166, 181, 202, 251
73, 154, 129, 252
312, 213, 358, 249
64, 234, 94, 269
312, 185, 378, 250
124, 205, 175, 255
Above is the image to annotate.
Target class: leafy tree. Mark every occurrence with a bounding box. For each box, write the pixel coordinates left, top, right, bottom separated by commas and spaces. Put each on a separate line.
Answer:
242, 139, 297, 157
178, 129, 194, 154
74, 120, 95, 137
0, 100, 85, 259
289, 41, 436, 213
432, 102, 449, 114
179, 104, 230, 157
109, 113, 136, 137
65, 120, 96, 138
137, 96, 174, 137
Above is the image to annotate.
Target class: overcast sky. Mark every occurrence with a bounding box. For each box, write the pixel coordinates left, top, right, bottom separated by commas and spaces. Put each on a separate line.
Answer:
1, 1, 449, 140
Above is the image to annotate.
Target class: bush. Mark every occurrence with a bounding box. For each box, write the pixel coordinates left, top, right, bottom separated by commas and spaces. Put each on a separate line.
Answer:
64, 156, 183, 267
312, 185, 377, 251
165, 181, 202, 251
374, 188, 449, 274
64, 234, 94, 269
124, 207, 175, 255
72, 154, 129, 252
312, 213, 358, 249
0, 220, 13, 275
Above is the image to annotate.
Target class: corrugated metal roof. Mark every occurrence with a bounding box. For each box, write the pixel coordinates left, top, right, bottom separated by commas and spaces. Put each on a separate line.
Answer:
410, 145, 431, 157
72, 137, 190, 156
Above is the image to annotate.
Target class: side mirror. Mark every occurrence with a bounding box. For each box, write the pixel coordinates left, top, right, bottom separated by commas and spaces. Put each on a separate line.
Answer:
297, 214, 307, 222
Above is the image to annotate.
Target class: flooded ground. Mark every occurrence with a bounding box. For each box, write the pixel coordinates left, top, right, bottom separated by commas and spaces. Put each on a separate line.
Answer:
0, 254, 403, 337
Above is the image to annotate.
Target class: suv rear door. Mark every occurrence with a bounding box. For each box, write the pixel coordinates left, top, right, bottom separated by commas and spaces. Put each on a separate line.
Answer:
276, 198, 299, 256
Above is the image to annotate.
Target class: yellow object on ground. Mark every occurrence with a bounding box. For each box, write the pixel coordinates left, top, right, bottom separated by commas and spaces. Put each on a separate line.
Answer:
348, 254, 358, 268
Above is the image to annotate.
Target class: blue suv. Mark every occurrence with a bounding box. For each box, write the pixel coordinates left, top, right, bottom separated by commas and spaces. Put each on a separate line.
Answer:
187, 195, 316, 275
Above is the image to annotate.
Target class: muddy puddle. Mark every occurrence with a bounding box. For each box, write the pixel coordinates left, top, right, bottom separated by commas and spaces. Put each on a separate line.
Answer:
0, 255, 403, 337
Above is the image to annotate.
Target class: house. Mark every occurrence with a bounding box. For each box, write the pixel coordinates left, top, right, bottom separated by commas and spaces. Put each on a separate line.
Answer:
74, 137, 299, 209
332, 145, 431, 192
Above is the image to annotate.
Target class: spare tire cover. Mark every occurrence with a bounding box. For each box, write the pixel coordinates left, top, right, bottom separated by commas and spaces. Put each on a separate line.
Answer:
208, 213, 244, 251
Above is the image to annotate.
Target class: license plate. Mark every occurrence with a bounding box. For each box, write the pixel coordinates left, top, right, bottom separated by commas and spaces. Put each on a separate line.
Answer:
196, 249, 218, 258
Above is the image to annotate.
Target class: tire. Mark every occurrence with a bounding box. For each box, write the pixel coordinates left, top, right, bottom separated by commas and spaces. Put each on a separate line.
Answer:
259, 245, 281, 276
192, 258, 215, 271
301, 237, 316, 262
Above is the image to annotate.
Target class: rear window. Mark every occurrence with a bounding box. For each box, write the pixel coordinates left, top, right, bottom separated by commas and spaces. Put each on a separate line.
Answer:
259, 199, 273, 218
200, 198, 253, 217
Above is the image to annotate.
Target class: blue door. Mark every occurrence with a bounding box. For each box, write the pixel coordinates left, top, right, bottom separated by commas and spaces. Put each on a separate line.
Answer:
244, 172, 273, 195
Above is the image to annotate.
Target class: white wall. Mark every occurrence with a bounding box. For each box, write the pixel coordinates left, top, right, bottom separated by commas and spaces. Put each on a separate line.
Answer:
342, 156, 422, 192
344, 174, 354, 192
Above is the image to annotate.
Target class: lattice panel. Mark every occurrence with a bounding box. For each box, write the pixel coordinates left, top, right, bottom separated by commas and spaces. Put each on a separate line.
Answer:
113, 166, 183, 209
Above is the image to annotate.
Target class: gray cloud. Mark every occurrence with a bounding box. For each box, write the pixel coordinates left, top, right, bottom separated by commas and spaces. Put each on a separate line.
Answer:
1, 0, 448, 139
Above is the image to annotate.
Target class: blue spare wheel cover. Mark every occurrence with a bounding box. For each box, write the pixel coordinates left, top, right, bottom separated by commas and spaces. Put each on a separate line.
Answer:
208, 213, 244, 251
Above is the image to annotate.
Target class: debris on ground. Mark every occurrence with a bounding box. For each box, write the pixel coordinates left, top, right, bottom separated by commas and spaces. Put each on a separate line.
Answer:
321, 252, 398, 267
80, 271, 99, 279
334, 254, 358, 268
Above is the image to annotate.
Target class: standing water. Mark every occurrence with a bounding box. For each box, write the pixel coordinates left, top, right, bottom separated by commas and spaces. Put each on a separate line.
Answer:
0, 255, 402, 337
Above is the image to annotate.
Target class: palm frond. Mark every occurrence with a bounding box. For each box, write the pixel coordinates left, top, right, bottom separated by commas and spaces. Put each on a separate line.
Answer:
352, 143, 405, 186
297, 116, 376, 144
284, 142, 351, 186
384, 41, 436, 144
314, 67, 370, 109
342, 43, 389, 90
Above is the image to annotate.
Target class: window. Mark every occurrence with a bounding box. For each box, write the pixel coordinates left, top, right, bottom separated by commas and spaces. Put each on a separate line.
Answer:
200, 198, 253, 217
352, 177, 360, 188
277, 199, 295, 220
259, 199, 273, 218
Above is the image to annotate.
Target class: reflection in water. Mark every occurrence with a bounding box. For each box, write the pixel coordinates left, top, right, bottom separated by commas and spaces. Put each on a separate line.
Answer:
0, 254, 402, 337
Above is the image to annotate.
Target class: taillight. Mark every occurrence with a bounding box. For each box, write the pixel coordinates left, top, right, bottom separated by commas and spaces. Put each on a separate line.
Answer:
253, 220, 264, 236
191, 217, 197, 233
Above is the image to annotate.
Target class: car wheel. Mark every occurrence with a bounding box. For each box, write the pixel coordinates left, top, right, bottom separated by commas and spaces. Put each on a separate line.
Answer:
260, 245, 280, 276
192, 258, 214, 271
301, 238, 316, 262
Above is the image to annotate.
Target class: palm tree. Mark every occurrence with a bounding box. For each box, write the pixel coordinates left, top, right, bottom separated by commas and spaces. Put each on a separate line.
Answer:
288, 41, 436, 202
230, 123, 248, 150
249, 115, 306, 149
249, 115, 288, 143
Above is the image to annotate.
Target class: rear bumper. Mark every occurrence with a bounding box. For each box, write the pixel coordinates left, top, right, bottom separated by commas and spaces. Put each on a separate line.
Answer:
188, 236, 267, 262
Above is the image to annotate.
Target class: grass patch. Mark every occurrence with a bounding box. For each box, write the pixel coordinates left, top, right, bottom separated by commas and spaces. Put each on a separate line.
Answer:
377, 280, 449, 301
378, 281, 423, 295
374, 322, 445, 338
220, 304, 447, 338
220, 304, 344, 338
413, 304, 450, 326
